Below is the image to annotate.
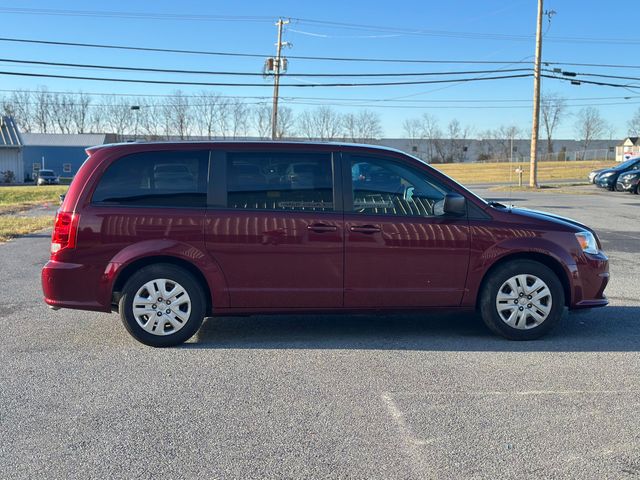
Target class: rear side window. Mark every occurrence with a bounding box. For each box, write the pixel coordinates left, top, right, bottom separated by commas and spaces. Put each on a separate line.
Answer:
92, 150, 208, 207
226, 152, 334, 211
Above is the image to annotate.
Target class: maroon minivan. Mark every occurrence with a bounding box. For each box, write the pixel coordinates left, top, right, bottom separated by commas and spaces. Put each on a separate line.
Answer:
42, 142, 609, 347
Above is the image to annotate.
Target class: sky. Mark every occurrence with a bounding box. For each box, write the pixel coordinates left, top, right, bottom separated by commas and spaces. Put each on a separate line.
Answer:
1, 0, 639, 139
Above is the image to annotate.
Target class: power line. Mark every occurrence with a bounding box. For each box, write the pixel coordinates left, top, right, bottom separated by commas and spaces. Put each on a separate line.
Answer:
0, 8, 275, 22
2, 88, 637, 104
293, 18, 640, 46
1, 8, 638, 45
0, 36, 534, 64
4, 36, 640, 68
0, 70, 533, 88
543, 74, 640, 90
545, 61, 640, 70
0, 57, 532, 78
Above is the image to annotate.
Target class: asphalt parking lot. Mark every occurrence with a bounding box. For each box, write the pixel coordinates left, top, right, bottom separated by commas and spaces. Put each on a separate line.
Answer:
1, 186, 639, 479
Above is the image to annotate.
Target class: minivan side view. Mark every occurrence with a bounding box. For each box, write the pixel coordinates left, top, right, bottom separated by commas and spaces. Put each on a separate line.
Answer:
42, 142, 609, 347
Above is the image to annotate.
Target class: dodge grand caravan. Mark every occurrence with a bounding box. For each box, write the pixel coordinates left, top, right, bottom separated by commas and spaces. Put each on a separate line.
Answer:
42, 142, 609, 347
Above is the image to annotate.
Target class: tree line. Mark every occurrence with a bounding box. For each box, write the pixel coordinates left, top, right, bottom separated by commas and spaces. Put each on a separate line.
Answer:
2, 87, 637, 162
0, 88, 384, 143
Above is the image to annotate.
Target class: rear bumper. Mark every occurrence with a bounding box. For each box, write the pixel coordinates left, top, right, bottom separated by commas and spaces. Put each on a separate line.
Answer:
42, 260, 111, 312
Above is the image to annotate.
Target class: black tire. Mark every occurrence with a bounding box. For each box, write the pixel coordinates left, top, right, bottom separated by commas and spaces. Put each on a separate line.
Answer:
479, 260, 565, 340
119, 264, 206, 347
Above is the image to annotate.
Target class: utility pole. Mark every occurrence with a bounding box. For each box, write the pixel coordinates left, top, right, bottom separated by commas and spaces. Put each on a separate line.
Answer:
271, 18, 289, 140
529, 0, 544, 188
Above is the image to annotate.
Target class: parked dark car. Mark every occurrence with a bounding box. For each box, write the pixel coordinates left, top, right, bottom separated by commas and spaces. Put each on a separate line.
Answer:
594, 157, 640, 190
42, 142, 609, 347
615, 170, 640, 193
35, 169, 60, 186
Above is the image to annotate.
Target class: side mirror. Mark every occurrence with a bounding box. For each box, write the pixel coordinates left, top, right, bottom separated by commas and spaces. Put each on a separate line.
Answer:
443, 192, 466, 216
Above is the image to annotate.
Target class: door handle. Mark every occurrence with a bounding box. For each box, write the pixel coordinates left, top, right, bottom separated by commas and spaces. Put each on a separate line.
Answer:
307, 223, 338, 233
349, 225, 381, 234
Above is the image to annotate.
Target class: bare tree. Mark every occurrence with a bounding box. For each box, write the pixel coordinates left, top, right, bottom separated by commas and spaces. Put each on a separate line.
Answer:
103, 95, 133, 140
275, 106, 295, 139
214, 98, 231, 138
71, 92, 92, 134
252, 104, 271, 139
628, 108, 640, 137
1, 95, 17, 118
89, 107, 106, 134
163, 91, 192, 139
193, 92, 225, 139
574, 107, 608, 152
8, 90, 34, 132
137, 98, 164, 139
446, 119, 472, 163
298, 107, 343, 140
402, 118, 422, 140
495, 125, 521, 160
541, 93, 566, 154
33, 88, 52, 133
476, 129, 497, 161
229, 100, 249, 138
51, 93, 75, 133
343, 109, 383, 142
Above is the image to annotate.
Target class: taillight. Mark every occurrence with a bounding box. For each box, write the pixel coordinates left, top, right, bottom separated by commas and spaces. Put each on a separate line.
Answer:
51, 211, 80, 255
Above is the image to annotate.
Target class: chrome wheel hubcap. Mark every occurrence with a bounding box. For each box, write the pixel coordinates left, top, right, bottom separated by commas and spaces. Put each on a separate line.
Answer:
495, 274, 552, 330
132, 278, 191, 336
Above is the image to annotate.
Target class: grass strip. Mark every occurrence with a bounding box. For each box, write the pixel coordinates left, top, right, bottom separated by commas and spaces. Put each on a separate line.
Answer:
0, 216, 53, 242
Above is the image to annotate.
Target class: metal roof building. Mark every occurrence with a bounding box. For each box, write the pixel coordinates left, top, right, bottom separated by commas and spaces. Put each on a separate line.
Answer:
0, 116, 23, 183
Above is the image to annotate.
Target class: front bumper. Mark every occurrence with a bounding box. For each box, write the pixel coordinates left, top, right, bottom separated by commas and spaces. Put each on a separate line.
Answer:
595, 177, 615, 189
571, 252, 609, 309
616, 178, 639, 192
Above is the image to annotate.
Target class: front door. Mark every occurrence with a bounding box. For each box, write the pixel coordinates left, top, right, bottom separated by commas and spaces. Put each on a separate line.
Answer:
205, 149, 343, 309
343, 154, 470, 308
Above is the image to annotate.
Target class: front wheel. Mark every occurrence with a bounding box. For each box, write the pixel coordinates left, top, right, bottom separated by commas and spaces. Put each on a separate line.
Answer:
480, 260, 565, 340
119, 264, 206, 347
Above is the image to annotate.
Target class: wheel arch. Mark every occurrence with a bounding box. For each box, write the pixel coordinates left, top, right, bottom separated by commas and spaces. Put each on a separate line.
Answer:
475, 252, 572, 310
112, 256, 214, 315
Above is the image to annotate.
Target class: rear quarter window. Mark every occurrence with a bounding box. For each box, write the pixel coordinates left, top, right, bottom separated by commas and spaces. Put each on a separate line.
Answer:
92, 150, 208, 207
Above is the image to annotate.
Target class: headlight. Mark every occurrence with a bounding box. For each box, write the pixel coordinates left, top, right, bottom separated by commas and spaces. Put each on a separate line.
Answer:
575, 231, 598, 255
599, 172, 614, 178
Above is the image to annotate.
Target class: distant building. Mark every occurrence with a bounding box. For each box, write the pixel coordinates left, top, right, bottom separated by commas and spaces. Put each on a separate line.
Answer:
0, 116, 23, 183
22, 133, 111, 181
616, 137, 640, 162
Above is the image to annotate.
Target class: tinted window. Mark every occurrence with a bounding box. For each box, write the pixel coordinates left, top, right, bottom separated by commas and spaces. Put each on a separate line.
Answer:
227, 152, 334, 211
350, 156, 448, 217
92, 151, 208, 207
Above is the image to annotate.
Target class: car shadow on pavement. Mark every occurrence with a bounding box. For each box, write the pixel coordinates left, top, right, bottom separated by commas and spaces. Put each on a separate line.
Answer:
185, 306, 640, 352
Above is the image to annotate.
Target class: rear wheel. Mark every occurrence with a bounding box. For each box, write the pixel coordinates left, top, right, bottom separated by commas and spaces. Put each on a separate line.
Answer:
119, 264, 206, 347
480, 260, 565, 340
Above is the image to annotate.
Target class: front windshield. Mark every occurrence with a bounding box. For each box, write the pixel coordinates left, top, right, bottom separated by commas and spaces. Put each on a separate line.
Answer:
615, 157, 640, 170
